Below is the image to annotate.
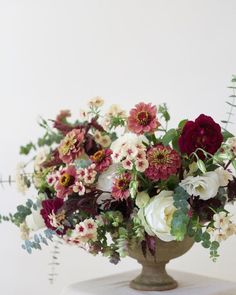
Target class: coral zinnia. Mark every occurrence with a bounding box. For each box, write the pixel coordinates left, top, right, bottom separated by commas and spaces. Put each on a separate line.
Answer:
145, 145, 181, 181
111, 172, 132, 201
55, 165, 78, 198
128, 102, 159, 134
90, 149, 113, 173
58, 128, 85, 164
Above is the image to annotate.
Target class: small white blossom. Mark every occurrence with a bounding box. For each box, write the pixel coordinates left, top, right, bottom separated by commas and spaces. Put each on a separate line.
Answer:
215, 167, 233, 187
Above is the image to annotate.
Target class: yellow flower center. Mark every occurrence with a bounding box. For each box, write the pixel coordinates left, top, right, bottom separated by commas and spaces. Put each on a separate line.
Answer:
92, 150, 105, 163
137, 111, 151, 126
59, 173, 73, 187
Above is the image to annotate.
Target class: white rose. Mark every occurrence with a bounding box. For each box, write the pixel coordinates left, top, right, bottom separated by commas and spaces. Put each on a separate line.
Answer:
138, 190, 176, 242
25, 208, 45, 231
180, 171, 220, 200
215, 167, 233, 187
96, 164, 118, 204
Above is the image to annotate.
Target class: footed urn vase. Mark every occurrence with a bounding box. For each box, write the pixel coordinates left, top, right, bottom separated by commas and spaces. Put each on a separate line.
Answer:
128, 236, 194, 291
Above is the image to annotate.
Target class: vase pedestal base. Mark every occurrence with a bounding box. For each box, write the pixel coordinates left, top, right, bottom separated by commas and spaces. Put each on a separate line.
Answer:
129, 263, 178, 291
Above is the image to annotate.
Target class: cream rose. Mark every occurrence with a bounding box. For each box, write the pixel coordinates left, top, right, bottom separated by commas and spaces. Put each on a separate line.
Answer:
180, 172, 220, 200
138, 190, 176, 242
25, 208, 45, 231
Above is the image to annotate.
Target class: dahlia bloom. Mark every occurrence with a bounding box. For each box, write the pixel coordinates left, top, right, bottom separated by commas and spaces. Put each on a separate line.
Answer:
145, 145, 181, 181
128, 102, 159, 134
55, 165, 78, 198
111, 172, 132, 201
178, 114, 223, 159
40, 198, 65, 233
90, 149, 112, 173
58, 128, 85, 164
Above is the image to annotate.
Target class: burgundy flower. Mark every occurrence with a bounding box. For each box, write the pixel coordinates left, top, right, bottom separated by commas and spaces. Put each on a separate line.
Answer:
90, 149, 112, 172
178, 114, 223, 159
145, 145, 181, 181
40, 198, 65, 234
128, 102, 160, 134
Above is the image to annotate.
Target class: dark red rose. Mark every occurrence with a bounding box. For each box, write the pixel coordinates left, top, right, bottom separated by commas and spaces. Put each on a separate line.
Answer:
40, 198, 65, 234
178, 114, 223, 159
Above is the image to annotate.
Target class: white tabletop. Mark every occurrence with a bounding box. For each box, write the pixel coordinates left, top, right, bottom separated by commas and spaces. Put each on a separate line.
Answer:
61, 270, 236, 295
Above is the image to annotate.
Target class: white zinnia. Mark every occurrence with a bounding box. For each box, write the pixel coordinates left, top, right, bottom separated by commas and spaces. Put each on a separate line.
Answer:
180, 172, 220, 200
138, 190, 176, 242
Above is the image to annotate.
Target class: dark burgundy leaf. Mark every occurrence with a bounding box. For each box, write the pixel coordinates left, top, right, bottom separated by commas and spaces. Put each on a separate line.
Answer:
141, 240, 147, 258
228, 177, 236, 202
146, 234, 156, 256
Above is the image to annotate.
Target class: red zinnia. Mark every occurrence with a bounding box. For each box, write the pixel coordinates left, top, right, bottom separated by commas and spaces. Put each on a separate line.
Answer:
128, 102, 159, 134
145, 145, 181, 181
178, 114, 223, 159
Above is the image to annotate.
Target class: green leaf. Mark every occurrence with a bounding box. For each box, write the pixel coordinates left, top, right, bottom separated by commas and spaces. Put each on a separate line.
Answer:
161, 129, 177, 146
197, 159, 206, 174
222, 130, 234, 141
178, 119, 188, 130
173, 186, 190, 213
20, 142, 36, 155
159, 103, 170, 122
171, 210, 189, 241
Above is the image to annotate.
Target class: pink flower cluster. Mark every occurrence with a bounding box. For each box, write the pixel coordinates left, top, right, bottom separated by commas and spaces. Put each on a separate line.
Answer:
47, 164, 97, 199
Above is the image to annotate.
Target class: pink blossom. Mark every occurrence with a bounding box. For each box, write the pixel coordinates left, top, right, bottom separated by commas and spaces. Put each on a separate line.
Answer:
128, 102, 160, 134
54, 165, 78, 198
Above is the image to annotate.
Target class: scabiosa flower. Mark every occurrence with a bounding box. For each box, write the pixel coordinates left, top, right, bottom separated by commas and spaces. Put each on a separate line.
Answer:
58, 128, 85, 164
145, 145, 181, 181
111, 172, 132, 201
55, 165, 78, 198
128, 102, 160, 134
40, 198, 65, 233
90, 149, 112, 173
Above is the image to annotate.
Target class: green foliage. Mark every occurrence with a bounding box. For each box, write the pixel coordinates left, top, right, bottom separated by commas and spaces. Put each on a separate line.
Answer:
20, 142, 36, 155
173, 186, 190, 213
171, 210, 190, 241
13, 205, 32, 226
222, 75, 236, 131
159, 103, 170, 122
109, 116, 126, 129
22, 229, 54, 254
161, 128, 178, 146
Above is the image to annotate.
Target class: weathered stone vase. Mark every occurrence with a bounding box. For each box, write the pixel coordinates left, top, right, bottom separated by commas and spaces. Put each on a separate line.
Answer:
128, 236, 194, 291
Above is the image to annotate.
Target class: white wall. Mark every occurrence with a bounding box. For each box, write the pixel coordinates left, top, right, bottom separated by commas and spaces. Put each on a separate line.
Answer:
0, 1, 236, 294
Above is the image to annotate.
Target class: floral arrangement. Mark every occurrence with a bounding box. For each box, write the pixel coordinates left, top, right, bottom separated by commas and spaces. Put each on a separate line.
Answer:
1, 94, 236, 265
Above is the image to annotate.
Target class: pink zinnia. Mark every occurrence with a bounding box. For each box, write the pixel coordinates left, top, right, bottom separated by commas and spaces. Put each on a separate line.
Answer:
55, 165, 78, 198
145, 145, 181, 181
128, 102, 159, 134
90, 149, 112, 173
58, 129, 85, 164
111, 172, 131, 201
